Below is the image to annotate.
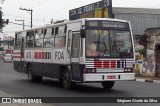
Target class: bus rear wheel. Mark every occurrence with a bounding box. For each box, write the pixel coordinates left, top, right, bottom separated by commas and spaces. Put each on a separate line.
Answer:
62, 69, 74, 90
27, 65, 42, 83
101, 81, 115, 90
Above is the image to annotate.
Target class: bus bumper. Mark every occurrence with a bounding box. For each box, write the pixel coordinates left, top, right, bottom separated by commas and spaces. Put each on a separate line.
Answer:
83, 73, 135, 82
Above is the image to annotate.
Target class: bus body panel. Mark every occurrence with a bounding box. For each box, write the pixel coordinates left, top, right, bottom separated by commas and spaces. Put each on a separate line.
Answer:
13, 18, 135, 84
83, 73, 135, 82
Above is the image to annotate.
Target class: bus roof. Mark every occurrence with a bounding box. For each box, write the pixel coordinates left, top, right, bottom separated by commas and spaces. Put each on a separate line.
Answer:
15, 18, 130, 33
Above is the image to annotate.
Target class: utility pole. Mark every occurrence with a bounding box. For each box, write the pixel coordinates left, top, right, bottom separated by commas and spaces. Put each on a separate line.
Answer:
19, 7, 33, 28
15, 19, 25, 30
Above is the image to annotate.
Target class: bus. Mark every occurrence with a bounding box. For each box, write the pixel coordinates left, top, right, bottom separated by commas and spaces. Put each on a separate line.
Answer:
13, 18, 135, 90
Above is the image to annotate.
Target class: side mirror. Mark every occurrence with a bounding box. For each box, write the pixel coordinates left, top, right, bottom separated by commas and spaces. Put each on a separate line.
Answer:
81, 29, 85, 38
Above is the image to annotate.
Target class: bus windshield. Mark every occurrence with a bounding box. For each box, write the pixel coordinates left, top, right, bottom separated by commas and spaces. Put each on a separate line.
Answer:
86, 30, 133, 58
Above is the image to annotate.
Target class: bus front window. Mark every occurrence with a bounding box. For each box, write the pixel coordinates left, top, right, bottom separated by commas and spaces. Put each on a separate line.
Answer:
110, 30, 132, 57
86, 30, 110, 57
86, 30, 133, 58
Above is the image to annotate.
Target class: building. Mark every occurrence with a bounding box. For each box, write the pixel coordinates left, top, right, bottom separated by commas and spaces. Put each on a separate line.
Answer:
113, 7, 160, 36
143, 28, 160, 78
113, 7, 160, 77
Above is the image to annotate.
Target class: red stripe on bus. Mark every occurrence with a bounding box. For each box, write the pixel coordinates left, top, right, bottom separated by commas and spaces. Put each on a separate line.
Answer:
39, 52, 42, 59
34, 52, 38, 59
34, 52, 46, 59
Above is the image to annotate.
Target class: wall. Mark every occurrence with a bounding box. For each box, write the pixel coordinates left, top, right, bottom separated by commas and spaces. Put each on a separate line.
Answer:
113, 7, 160, 36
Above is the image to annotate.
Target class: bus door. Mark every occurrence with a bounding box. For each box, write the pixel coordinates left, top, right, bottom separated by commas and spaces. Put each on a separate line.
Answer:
20, 37, 26, 72
68, 31, 81, 81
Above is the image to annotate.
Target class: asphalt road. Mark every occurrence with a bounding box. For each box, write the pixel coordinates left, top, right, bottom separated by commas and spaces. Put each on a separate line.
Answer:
0, 61, 160, 106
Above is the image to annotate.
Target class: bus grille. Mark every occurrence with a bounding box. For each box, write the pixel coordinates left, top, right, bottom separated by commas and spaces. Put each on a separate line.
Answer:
85, 59, 134, 69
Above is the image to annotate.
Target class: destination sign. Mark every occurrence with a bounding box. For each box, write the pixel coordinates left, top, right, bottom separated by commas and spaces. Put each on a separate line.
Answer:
85, 21, 129, 29
69, 0, 112, 20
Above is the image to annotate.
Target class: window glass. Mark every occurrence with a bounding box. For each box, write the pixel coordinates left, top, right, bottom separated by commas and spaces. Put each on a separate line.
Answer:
86, 30, 133, 57
72, 33, 80, 58
15, 33, 22, 49
44, 28, 52, 38
54, 25, 67, 48
34, 29, 43, 48
86, 30, 110, 57
58, 26, 66, 36
55, 37, 66, 48
44, 38, 54, 48
110, 30, 132, 57
26, 31, 34, 48
52, 28, 54, 36
55, 27, 58, 36
43, 28, 54, 48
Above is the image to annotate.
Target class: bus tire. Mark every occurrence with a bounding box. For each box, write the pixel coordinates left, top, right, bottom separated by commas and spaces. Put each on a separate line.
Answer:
101, 81, 115, 90
62, 69, 74, 90
27, 65, 42, 83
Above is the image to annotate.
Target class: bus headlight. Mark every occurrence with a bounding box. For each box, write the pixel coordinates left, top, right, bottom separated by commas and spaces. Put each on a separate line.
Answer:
124, 68, 132, 72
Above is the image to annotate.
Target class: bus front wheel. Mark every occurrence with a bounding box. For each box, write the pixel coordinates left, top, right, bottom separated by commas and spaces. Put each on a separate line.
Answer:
62, 69, 74, 89
101, 81, 115, 90
27, 65, 42, 83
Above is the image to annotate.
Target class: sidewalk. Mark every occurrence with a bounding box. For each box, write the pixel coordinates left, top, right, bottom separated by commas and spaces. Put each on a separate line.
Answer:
135, 76, 160, 83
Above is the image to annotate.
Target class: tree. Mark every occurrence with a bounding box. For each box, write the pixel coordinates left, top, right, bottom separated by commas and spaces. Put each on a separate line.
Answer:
0, 9, 4, 31
0, 0, 6, 32
0, 0, 5, 4
138, 34, 148, 57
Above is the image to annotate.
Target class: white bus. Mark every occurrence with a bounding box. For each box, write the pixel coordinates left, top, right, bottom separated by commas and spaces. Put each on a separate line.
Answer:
13, 18, 135, 90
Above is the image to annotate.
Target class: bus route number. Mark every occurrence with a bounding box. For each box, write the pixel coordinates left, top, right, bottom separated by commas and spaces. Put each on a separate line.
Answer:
26, 52, 31, 59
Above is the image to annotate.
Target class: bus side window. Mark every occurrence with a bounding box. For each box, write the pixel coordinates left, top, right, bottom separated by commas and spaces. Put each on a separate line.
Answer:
52, 27, 54, 36
15, 33, 22, 49
55, 25, 66, 48
72, 33, 80, 58
34, 30, 42, 48
44, 28, 54, 48
55, 27, 58, 36
26, 31, 34, 48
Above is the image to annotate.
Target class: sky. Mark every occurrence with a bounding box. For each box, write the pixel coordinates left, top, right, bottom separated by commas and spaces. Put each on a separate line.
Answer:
1, 0, 160, 38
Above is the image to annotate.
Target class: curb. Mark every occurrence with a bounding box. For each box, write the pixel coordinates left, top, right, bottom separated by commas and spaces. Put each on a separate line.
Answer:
135, 79, 160, 83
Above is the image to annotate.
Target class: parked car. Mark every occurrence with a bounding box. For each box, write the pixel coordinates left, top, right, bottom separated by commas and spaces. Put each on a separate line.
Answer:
3, 54, 12, 63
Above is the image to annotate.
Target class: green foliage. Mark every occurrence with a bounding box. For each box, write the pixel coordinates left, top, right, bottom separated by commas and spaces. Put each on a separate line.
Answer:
0, 10, 3, 30
137, 48, 145, 57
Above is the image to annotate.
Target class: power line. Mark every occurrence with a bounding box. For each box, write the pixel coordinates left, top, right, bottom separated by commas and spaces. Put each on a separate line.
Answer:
21, 0, 50, 9
31, 0, 51, 9
3, 27, 22, 29
4, 13, 50, 22
44, 0, 80, 17
9, 22, 30, 27
15, 19, 25, 30
20, 0, 37, 8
